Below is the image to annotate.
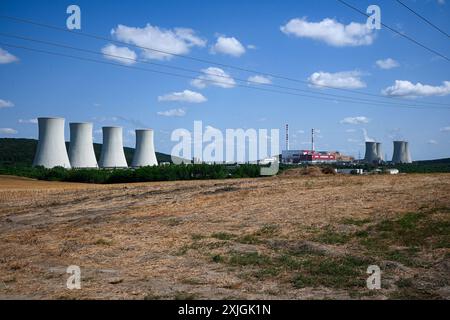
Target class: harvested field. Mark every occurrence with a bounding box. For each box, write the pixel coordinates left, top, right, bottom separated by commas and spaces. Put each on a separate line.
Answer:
0, 173, 449, 300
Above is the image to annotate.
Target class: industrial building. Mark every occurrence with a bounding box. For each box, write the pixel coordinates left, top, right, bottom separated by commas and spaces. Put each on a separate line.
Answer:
131, 129, 158, 167
33, 117, 71, 168
68, 122, 98, 168
33, 117, 159, 169
98, 126, 128, 168
282, 149, 336, 164
392, 140, 412, 164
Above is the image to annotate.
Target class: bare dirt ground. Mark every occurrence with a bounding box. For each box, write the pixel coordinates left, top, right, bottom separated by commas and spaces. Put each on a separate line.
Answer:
0, 173, 449, 300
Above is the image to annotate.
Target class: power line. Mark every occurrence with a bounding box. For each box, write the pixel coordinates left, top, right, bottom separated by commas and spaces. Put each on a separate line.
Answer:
1, 14, 448, 107
336, 0, 450, 62
396, 0, 449, 38
2, 41, 449, 110
1, 32, 447, 109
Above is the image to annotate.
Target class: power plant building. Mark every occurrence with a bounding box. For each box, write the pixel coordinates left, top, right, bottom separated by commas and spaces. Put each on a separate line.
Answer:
33, 117, 71, 168
98, 126, 128, 168
392, 141, 412, 164
68, 122, 98, 168
131, 129, 158, 167
282, 150, 336, 164
364, 141, 379, 164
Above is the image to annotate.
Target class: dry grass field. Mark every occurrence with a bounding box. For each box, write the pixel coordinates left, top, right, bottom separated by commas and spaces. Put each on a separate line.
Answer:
0, 172, 449, 300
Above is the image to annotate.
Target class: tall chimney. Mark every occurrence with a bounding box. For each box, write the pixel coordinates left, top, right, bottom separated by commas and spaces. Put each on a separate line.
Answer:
33, 117, 71, 168
131, 129, 158, 167
98, 127, 128, 168
68, 122, 98, 168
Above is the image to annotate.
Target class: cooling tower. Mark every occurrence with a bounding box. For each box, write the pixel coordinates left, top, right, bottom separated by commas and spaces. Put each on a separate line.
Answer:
33, 117, 71, 168
98, 127, 128, 168
131, 129, 158, 167
392, 141, 412, 164
376, 142, 384, 161
68, 122, 98, 168
364, 141, 378, 163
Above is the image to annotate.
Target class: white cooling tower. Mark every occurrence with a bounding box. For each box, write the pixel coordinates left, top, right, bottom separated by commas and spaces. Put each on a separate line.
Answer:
68, 122, 98, 168
33, 117, 71, 168
364, 141, 378, 163
392, 141, 412, 164
98, 126, 128, 168
131, 129, 158, 167
376, 142, 384, 161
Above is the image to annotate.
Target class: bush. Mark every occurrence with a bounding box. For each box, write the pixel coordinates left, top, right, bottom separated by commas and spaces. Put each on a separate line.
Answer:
0, 163, 263, 184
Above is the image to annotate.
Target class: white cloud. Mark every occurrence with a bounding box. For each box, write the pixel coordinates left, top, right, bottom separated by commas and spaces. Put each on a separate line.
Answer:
440, 126, 450, 132
111, 24, 206, 61
211, 36, 246, 57
345, 128, 357, 133
247, 44, 257, 49
280, 17, 375, 47
308, 71, 366, 89
157, 108, 186, 117
0, 99, 14, 109
158, 90, 206, 103
347, 138, 361, 143
18, 118, 38, 124
340, 116, 370, 124
248, 75, 272, 85
191, 67, 236, 89
427, 139, 438, 145
0, 48, 18, 64
101, 44, 137, 65
382, 80, 450, 97
0, 128, 18, 134
437, 0, 445, 5
376, 58, 399, 70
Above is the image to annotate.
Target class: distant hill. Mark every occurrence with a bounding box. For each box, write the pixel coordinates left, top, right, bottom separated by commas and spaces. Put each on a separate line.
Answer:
0, 138, 175, 167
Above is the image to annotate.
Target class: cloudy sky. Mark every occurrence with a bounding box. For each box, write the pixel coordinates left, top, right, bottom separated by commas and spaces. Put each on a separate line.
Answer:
0, 0, 449, 160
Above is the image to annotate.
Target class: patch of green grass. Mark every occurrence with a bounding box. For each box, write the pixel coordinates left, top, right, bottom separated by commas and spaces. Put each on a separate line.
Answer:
293, 256, 369, 289
173, 291, 197, 300
94, 238, 112, 246
254, 224, 279, 237
175, 245, 189, 256
314, 231, 351, 245
253, 267, 281, 279
211, 254, 225, 263
275, 254, 303, 270
341, 218, 371, 226
211, 232, 235, 241
237, 234, 261, 244
396, 278, 414, 289
191, 233, 205, 240
229, 252, 271, 266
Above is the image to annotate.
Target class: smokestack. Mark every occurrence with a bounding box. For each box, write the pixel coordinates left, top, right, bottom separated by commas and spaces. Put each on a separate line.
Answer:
376, 142, 383, 161
131, 129, 158, 167
68, 123, 98, 168
285, 124, 289, 150
33, 117, 71, 168
311, 128, 315, 152
364, 141, 378, 163
98, 127, 128, 168
392, 141, 412, 164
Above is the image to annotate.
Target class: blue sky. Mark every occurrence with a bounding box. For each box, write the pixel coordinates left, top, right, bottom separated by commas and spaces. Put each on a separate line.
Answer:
0, 0, 449, 160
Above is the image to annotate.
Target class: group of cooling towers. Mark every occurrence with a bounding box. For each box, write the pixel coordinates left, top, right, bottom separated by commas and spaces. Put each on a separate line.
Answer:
364, 140, 412, 164
32, 117, 158, 169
